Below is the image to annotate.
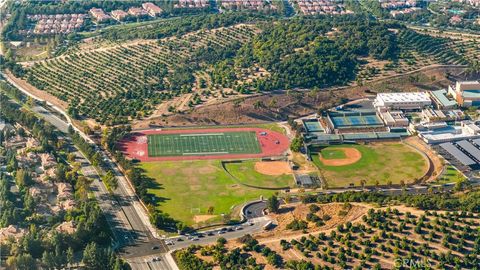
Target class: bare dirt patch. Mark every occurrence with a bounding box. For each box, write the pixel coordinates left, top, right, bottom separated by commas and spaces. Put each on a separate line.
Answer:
319, 147, 362, 166
4, 70, 68, 111
193, 215, 217, 223
254, 161, 291, 176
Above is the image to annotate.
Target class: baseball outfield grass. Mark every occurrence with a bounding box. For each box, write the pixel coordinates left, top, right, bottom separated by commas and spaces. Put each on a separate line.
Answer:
311, 143, 428, 188
142, 160, 283, 226
320, 148, 347, 159
223, 160, 293, 189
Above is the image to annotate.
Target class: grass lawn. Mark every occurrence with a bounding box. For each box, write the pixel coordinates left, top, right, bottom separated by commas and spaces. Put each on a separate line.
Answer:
434, 165, 467, 184
160, 123, 287, 135
320, 148, 347, 159
250, 123, 287, 135
141, 160, 278, 226
224, 160, 293, 188
311, 143, 428, 188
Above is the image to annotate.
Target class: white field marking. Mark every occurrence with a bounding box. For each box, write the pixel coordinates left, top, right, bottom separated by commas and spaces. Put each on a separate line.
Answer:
182, 151, 229, 155
137, 136, 147, 144
179, 133, 225, 137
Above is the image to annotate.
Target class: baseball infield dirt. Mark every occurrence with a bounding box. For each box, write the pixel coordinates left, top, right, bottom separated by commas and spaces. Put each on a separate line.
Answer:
254, 161, 291, 176
319, 147, 362, 166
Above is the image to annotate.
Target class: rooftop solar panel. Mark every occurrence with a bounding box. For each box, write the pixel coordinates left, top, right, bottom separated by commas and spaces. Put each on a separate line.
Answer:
457, 140, 480, 161
440, 142, 476, 166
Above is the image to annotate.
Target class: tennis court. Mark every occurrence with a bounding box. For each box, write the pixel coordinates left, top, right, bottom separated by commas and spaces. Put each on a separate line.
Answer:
303, 119, 324, 132
328, 111, 383, 128
147, 131, 261, 157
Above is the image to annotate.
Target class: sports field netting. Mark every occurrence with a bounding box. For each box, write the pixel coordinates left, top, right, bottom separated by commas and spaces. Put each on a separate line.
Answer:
147, 131, 262, 157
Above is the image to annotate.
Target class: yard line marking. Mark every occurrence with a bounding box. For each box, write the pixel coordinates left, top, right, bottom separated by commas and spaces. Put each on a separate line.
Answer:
183, 152, 228, 155
180, 133, 224, 136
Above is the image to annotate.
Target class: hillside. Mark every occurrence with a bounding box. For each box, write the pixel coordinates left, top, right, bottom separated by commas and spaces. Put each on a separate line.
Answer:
12, 15, 479, 127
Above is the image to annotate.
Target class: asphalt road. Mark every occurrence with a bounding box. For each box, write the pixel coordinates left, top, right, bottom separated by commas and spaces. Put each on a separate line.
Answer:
32, 103, 169, 258
244, 201, 267, 219
128, 254, 176, 270
168, 217, 270, 250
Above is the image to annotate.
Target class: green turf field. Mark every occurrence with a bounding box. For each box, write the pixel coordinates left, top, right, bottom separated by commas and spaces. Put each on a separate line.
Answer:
142, 160, 278, 226
320, 148, 347, 159
147, 131, 261, 157
311, 143, 428, 188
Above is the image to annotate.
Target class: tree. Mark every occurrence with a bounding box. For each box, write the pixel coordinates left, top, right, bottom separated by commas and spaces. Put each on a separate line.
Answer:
253, 100, 265, 110
75, 176, 93, 201
82, 242, 99, 270
290, 136, 303, 152
67, 153, 76, 163
12, 254, 37, 270
15, 169, 32, 187
267, 195, 280, 214
42, 251, 55, 269
455, 178, 467, 192
66, 247, 74, 267
92, 152, 102, 167
217, 237, 227, 247
102, 170, 118, 191
27, 96, 36, 108
267, 98, 277, 109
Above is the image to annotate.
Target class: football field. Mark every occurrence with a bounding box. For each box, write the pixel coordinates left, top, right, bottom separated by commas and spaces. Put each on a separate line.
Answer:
147, 131, 262, 157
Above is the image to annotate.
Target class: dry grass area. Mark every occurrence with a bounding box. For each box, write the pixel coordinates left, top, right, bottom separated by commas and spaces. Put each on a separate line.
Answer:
193, 215, 217, 224
291, 152, 318, 174
258, 203, 369, 240
134, 65, 466, 128
4, 70, 68, 111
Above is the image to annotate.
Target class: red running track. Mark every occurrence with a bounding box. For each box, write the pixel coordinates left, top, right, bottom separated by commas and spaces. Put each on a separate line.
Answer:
117, 127, 290, 162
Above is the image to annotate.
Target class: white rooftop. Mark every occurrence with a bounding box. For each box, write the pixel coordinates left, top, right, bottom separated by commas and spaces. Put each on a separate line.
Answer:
458, 80, 480, 85
376, 92, 431, 103
418, 122, 480, 144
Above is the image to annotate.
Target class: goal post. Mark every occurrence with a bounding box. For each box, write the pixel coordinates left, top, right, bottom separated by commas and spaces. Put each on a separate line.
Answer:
190, 208, 201, 214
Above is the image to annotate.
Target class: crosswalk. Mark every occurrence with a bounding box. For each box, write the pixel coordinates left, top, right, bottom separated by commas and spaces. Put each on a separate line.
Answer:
129, 255, 176, 270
